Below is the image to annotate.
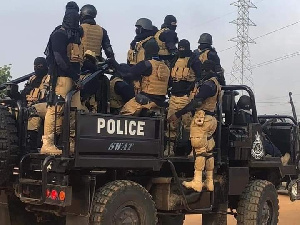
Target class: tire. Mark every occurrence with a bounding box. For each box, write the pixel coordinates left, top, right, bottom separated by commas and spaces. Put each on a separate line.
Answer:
0, 105, 19, 186
237, 180, 279, 225
157, 214, 184, 225
90, 180, 157, 225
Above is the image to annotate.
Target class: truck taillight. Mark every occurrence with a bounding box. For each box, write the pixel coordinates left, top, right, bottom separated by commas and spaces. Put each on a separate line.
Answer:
59, 191, 66, 201
51, 190, 58, 200
46, 189, 51, 198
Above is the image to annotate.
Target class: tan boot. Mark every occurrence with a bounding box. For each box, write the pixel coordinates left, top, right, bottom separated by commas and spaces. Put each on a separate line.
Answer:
203, 156, 214, 191
164, 141, 174, 156
40, 134, 62, 155
204, 171, 214, 191
182, 157, 205, 192
281, 153, 290, 166
70, 138, 75, 154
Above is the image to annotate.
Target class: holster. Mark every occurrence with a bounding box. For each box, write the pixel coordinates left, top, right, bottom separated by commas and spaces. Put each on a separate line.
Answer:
135, 93, 151, 105
194, 110, 205, 126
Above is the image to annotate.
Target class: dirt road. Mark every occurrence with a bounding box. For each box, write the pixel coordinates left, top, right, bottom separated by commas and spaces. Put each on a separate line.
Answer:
184, 194, 300, 225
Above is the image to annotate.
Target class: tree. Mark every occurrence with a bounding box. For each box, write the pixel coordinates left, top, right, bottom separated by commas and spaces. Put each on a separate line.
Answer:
0, 64, 12, 97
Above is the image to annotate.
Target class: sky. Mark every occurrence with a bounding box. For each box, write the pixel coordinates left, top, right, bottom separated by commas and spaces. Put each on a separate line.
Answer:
0, 0, 300, 118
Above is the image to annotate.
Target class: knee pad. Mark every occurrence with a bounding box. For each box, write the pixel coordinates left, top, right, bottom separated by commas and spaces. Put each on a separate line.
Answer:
206, 156, 214, 171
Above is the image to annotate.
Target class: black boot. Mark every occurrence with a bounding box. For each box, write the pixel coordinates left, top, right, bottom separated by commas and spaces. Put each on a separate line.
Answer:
26, 131, 39, 153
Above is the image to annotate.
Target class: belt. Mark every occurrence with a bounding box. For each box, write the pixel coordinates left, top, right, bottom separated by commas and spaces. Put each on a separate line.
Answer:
203, 110, 215, 116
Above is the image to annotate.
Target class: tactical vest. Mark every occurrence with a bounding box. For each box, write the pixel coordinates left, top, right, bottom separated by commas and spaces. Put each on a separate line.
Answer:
194, 77, 221, 113
67, 43, 84, 64
141, 60, 170, 96
81, 24, 103, 57
26, 75, 50, 105
154, 28, 170, 56
171, 57, 195, 82
127, 36, 153, 65
110, 77, 124, 109
198, 50, 210, 63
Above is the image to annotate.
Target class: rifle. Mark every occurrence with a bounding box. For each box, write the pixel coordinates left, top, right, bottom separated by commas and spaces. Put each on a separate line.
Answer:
0, 72, 35, 91
289, 92, 298, 122
47, 55, 59, 106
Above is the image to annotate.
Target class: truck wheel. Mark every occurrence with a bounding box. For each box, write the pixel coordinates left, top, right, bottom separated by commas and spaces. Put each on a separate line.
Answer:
237, 180, 279, 225
157, 214, 184, 225
0, 106, 18, 186
90, 180, 157, 225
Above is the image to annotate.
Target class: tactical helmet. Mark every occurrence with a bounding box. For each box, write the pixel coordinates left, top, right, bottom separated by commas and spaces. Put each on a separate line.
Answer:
135, 18, 153, 30
237, 95, 251, 110
198, 33, 213, 45
80, 4, 97, 18
178, 39, 190, 51
164, 15, 177, 26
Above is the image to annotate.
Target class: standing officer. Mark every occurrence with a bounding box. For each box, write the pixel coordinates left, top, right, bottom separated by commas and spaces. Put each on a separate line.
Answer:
22, 57, 50, 152
168, 60, 221, 192
80, 4, 114, 61
41, 1, 83, 154
127, 18, 157, 94
165, 39, 202, 155
112, 39, 170, 116
195, 33, 225, 85
154, 15, 179, 66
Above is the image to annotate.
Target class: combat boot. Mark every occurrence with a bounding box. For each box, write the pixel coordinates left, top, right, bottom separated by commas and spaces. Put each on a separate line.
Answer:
203, 171, 214, 191
40, 134, 62, 155
203, 156, 214, 191
182, 157, 205, 192
164, 141, 175, 156
281, 153, 290, 166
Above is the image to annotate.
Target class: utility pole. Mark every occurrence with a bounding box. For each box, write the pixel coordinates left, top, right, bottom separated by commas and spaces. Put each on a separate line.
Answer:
230, 0, 256, 89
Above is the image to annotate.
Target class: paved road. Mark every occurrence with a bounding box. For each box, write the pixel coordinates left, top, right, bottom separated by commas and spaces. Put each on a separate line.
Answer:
184, 194, 300, 225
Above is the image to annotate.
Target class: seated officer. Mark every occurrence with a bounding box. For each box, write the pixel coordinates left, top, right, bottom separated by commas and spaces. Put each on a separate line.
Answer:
21, 57, 50, 152
110, 68, 135, 115
237, 95, 290, 165
112, 39, 170, 116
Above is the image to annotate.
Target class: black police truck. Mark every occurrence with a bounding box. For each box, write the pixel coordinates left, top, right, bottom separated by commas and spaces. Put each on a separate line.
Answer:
0, 66, 300, 225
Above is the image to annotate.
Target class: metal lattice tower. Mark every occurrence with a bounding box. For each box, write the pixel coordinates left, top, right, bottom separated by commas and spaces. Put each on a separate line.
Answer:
230, 0, 256, 88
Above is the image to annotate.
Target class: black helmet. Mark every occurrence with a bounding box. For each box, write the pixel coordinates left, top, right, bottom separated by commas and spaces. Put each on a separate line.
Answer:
164, 15, 177, 26
178, 39, 190, 51
237, 95, 251, 110
135, 18, 153, 30
143, 39, 159, 59
80, 4, 97, 18
198, 33, 213, 45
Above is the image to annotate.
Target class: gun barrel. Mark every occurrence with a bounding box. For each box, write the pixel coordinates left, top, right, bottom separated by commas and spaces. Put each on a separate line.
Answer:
0, 72, 34, 91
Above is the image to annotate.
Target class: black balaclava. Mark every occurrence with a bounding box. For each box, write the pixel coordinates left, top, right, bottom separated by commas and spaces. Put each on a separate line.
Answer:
143, 39, 160, 60
34, 57, 48, 77
199, 43, 212, 51
201, 60, 217, 81
178, 39, 192, 58
62, 1, 82, 44
162, 15, 177, 31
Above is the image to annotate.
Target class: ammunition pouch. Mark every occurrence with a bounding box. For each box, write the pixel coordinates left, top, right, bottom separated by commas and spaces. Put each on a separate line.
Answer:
135, 93, 151, 105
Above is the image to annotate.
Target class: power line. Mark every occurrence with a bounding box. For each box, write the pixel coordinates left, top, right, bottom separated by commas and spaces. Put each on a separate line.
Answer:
219, 20, 300, 53
228, 50, 300, 74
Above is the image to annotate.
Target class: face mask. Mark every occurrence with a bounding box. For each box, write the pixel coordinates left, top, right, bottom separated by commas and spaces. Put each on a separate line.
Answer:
135, 26, 142, 35
169, 25, 177, 31
34, 65, 47, 77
